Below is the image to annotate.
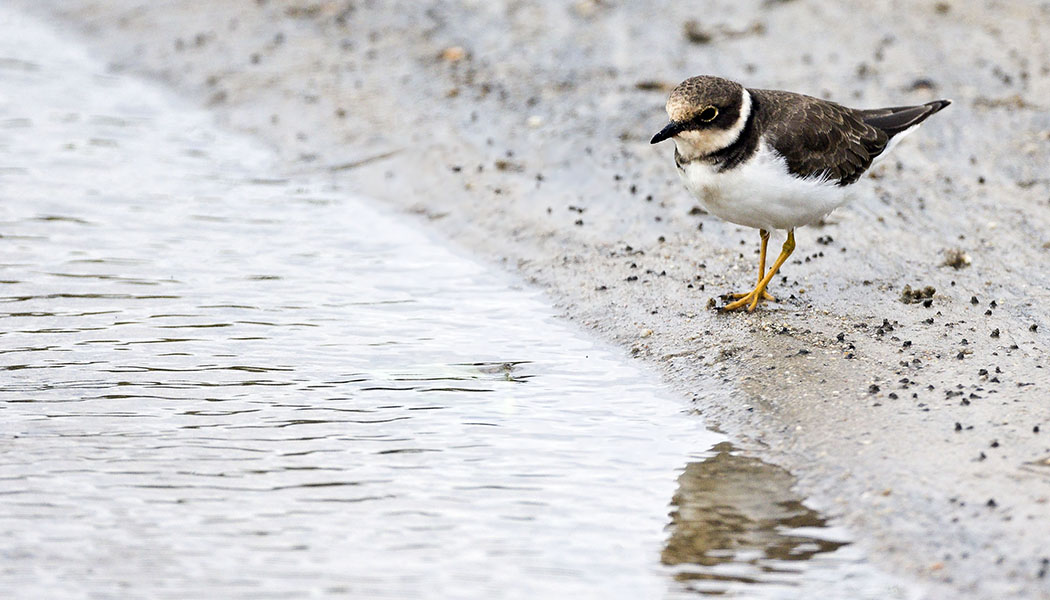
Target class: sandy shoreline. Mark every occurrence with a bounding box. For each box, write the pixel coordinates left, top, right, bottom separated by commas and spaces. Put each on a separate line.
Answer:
15, 1, 1050, 597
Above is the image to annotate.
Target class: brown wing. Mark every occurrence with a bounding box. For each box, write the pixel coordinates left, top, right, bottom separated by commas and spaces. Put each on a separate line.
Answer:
751, 89, 889, 186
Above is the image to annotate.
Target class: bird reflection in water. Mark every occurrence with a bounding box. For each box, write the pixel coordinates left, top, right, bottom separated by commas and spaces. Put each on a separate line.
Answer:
662, 442, 849, 593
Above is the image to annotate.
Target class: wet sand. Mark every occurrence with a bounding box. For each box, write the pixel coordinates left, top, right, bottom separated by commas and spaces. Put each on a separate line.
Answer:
14, 1, 1050, 597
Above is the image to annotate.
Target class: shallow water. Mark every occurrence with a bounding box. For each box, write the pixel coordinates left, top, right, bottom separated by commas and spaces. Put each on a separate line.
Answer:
0, 8, 916, 599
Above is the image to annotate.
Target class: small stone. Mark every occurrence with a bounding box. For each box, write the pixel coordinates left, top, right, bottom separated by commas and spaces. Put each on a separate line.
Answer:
440, 46, 467, 62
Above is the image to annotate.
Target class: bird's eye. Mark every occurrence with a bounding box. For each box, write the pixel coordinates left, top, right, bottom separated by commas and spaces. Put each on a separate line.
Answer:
699, 106, 718, 122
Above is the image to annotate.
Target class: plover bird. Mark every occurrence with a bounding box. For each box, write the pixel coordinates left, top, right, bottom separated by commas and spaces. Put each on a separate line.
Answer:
651, 76, 949, 311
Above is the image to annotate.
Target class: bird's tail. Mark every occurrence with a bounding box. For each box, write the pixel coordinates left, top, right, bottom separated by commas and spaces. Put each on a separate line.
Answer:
859, 99, 951, 138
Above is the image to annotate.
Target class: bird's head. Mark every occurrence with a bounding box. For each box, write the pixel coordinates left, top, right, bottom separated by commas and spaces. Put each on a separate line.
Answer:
650, 76, 750, 161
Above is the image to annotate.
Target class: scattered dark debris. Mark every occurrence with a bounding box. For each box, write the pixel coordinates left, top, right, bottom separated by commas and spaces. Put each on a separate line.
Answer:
625, 275, 638, 282
595, 285, 607, 291
875, 319, 896, 336
908, 77, 938, 91
869, 384, 880, 394
990, 439, 1000, 448
574, 219, 584, 226
971, 296, 979, 305
901, 285, 935, 304
683, 20, 713, 44
942, 248, 971, 269
635, 80, 672, 92
991, 328, 1000, 338
955, 422, 962, 431
1031, 324, 1039, 332
689, 205, 706, 216
986, 498, 997, 508
494, 159, 524, 172
816, 235, 834, 245
285, 4, 324, 18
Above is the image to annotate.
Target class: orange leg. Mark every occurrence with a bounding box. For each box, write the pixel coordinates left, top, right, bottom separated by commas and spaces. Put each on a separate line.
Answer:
732, 229, 775, 303
724, 229, 795, 312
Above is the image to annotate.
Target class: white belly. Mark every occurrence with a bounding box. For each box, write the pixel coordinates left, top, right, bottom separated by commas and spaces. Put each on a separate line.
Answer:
678, 145, 853, 231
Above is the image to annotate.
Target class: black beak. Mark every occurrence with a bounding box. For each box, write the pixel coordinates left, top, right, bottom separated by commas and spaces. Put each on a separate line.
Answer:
650, 121, 682, 144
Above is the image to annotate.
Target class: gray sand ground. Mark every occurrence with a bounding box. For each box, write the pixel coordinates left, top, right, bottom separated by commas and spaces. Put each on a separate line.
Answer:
13, 1, 1050, 597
